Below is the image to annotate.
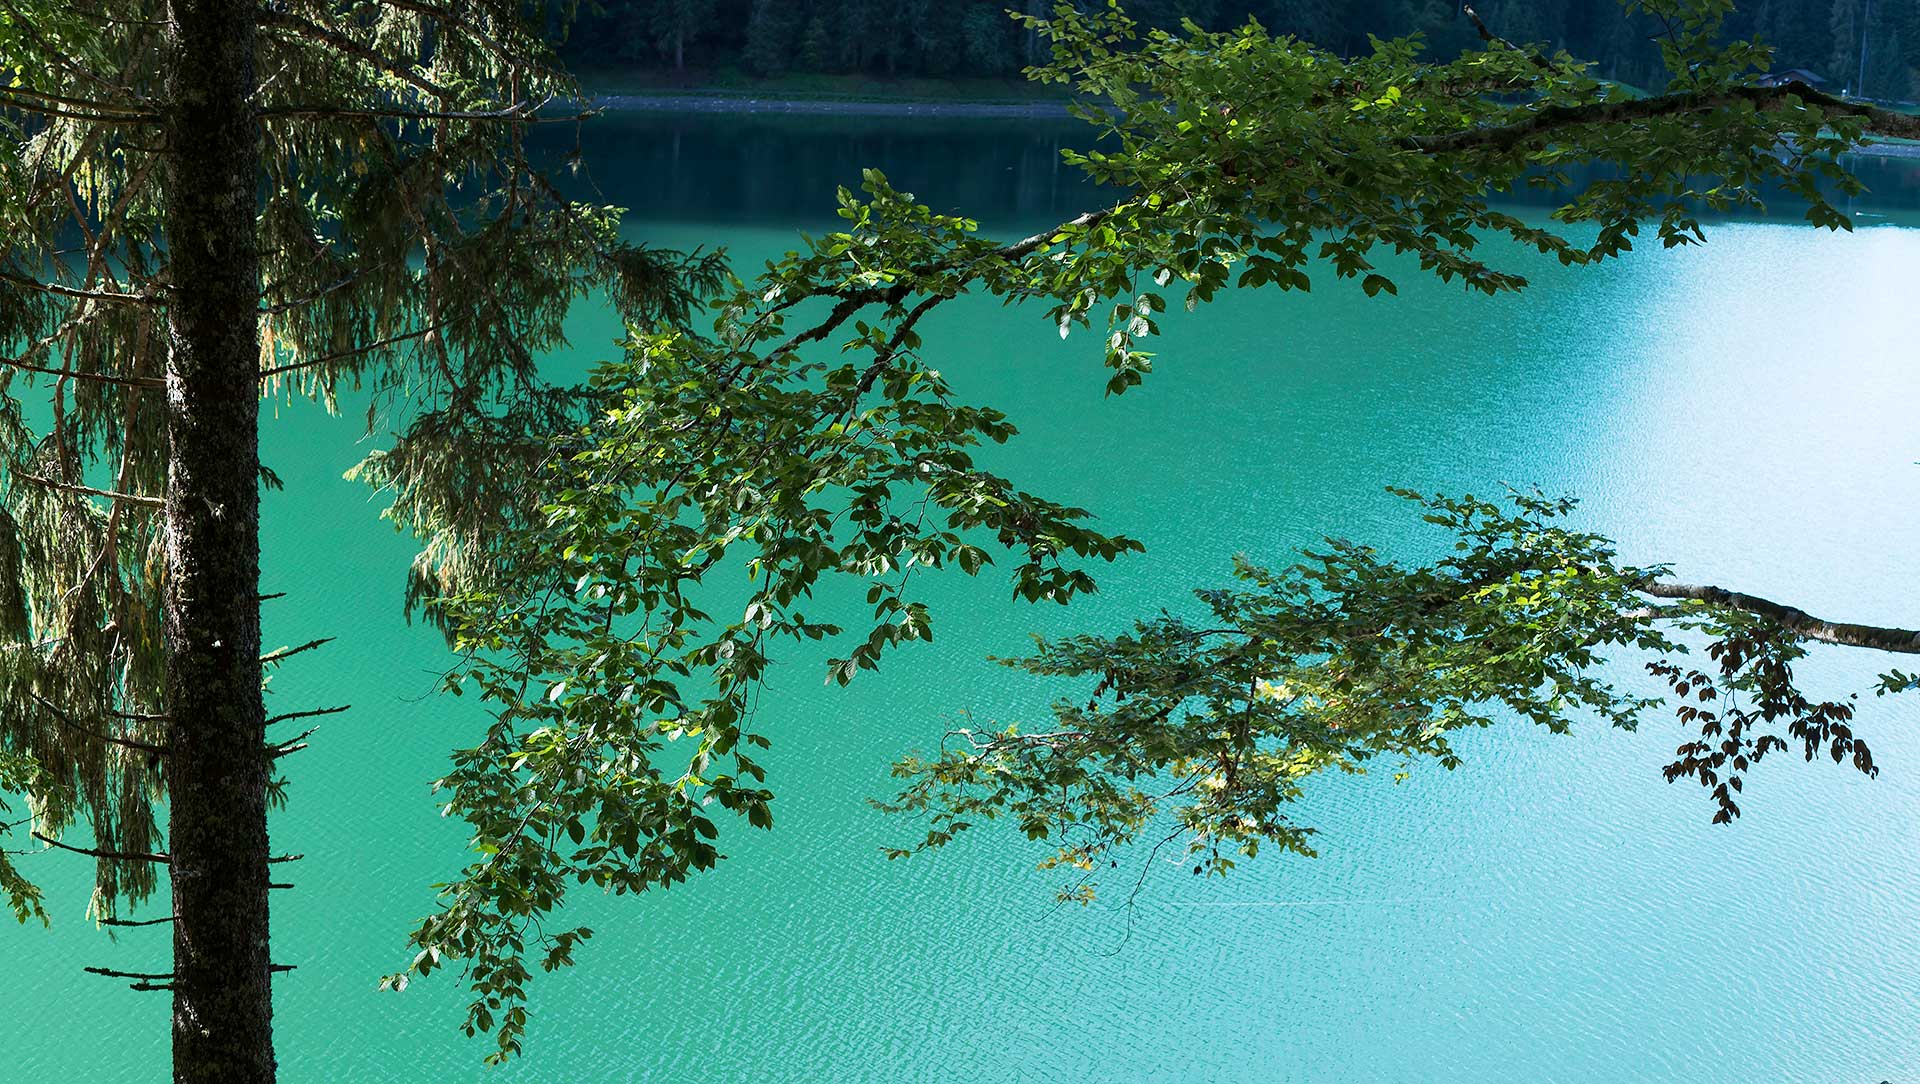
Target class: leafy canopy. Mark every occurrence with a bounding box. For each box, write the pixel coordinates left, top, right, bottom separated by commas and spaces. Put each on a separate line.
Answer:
376, 0, 1918, 1061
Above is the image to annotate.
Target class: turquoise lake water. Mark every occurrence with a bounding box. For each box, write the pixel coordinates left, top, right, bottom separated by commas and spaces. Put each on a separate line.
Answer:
10, 113, 1920, 1082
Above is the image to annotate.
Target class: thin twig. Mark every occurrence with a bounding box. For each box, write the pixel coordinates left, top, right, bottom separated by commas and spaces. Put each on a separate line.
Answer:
260, 638, 334, 665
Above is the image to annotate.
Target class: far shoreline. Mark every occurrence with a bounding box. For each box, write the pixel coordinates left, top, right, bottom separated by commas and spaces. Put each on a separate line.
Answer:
589, 92, 1073, 119
585, 90, 1920, 158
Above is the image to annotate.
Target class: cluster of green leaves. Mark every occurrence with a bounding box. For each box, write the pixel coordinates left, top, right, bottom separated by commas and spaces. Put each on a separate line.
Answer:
387, 285, 1140, 1059
883, 488, 1901, 900
0, 749, 46, 925
705, 1, 1870, 403
1652, 616, 1876, 825
1878, 668, 1920, 695
1043, 0, 1862, 303
381, 0, 1905, 1058
881, 489, 1684, 899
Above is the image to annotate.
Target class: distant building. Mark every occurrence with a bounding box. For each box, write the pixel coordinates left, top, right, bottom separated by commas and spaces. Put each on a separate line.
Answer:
1755, 68, 1830, 89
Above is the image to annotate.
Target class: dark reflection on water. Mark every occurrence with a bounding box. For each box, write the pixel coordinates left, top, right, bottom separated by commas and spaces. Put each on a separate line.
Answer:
538, 111, 1102, 228
536, 108, 1920, 232
1498, 149, 1920, 225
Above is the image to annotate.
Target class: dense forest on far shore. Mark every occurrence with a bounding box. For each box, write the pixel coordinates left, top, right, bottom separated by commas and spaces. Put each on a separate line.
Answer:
562, 1, 1920, 100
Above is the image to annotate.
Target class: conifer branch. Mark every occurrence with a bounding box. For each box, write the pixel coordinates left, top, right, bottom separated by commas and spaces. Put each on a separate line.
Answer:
0, 90, 158, 123
84, 966, 173, 980
265, 704, 349, 726
0, 270, 161, 305
268, 724, 321, 758
0, 355, 164, 388
364, 0, 531, 65
257, 9, 458, 101
0, 85, 149, 116
13, 471, 164, 507
84, 965, 180, 991
27, 694, 169, 756
33, 832, 169, 865
258, 271, 365, 315
259, 321, 451, 377
256, 100, 590, 123
100, 914, 176, 927
260, 638, 334, 665
0, 0, 155, 103
1461, 4, 1550, 68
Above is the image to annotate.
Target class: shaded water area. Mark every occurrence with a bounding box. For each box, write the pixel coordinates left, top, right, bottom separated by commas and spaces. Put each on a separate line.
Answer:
549, 110, 1102, 224
11, 110, 1920, 1082
557, 108, 1920, 225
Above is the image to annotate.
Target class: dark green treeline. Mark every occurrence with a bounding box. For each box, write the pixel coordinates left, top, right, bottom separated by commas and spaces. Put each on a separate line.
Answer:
566, 1, 1920, 100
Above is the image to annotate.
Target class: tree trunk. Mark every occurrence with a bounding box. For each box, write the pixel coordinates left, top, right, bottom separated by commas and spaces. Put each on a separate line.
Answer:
162, 0, 274, 1080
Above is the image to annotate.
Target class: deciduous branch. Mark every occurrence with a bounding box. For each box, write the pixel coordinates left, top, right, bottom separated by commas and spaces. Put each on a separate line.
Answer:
782, 71, 1910, 360
1407, 81, 1920, 154
1641, 579, 1920, 654
773, 206, 1117, 354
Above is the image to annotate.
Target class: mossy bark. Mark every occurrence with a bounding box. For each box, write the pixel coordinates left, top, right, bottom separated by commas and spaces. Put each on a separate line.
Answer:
161, 0, 274, 1078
